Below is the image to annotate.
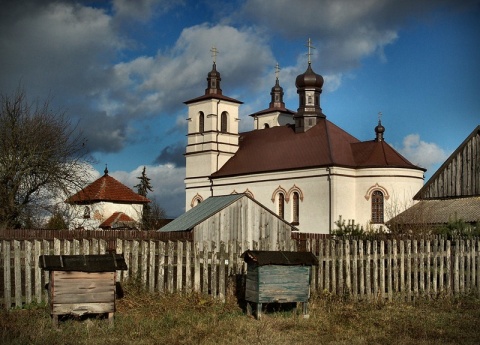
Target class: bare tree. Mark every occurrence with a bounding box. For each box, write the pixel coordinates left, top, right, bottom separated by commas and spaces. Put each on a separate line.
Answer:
0, 88, 92, 229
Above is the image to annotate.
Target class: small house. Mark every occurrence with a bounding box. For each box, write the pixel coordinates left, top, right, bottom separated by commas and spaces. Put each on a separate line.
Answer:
39, 254, 128, 326
242, 250, 318, 319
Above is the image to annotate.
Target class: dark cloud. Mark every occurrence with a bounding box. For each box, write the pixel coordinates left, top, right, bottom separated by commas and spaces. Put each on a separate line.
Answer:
154, 141, 186, 167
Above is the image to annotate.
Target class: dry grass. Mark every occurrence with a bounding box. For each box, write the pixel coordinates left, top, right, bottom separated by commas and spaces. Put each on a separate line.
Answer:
1, 282, 479, 345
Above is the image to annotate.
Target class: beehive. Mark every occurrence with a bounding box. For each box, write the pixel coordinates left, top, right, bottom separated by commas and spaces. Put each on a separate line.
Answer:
242, 250, 318, 319
39, 254, 127, 326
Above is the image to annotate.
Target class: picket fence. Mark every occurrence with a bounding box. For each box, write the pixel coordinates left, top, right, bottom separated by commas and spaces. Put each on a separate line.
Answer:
1, 237, 479, 309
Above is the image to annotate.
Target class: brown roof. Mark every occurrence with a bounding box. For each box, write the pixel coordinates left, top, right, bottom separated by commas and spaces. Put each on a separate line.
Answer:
212, 119, 423, 178
66, 173, 150, 204
249, 106, 296, 117
388, 197, 480, 225
99, 212, 137, 230
184, 93, 243, 105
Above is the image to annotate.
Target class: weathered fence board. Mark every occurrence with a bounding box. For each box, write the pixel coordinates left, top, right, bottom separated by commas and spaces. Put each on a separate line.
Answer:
1, 238, 479, 309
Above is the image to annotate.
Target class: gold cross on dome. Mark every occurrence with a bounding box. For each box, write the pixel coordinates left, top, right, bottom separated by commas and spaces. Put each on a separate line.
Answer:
275, 62, 280, 80
210, 46, 218, 64
306, 38, 315, 64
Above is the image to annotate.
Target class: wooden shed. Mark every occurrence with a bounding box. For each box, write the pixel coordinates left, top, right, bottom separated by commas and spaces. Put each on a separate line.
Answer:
39, 254, 127, 326
242, 250, 318, 319
159, 194, 297, 250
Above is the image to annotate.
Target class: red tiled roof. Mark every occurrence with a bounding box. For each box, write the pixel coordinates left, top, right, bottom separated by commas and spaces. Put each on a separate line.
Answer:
66, 174, 150, 204
212, 119, 424, 178
99, 212, 137, 229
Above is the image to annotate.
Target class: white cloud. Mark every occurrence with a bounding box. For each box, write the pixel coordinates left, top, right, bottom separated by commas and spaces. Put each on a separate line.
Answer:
110, 164, 186, 218
396, 134, 448, 170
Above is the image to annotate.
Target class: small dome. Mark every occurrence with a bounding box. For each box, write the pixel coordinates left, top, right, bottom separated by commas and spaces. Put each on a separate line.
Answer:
295, 64, 324, 89
375, 121, 385, 134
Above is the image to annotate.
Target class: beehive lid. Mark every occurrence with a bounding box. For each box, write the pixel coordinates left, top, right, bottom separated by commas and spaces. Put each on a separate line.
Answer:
241, 250, 318, 266
39, 254, 128, 272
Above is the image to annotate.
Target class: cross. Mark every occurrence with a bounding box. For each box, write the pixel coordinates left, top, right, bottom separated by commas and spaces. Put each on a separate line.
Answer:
275, 62, 280, 80
378, 112, 383, 122
306, 38, 315, 64
210, 46, 218, 64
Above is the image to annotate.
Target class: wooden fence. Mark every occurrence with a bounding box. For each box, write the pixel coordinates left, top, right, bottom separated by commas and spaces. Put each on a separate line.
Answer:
1, 237, 479, 309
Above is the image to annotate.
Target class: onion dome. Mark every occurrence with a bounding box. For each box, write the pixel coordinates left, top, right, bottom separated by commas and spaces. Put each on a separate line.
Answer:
375, 120, 385, 142
295, 63, 324, 89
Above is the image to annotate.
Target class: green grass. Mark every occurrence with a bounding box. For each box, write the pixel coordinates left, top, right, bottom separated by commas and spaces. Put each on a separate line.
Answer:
1, 282, 480, 345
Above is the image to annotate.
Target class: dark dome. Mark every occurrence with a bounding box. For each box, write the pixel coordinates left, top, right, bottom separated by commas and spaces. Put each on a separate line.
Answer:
295, 64, 324, 89
375, 121, 385, 134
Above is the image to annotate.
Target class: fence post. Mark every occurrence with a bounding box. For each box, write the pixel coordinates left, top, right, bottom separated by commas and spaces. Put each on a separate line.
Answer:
344, 240, 351, 296
157, 241, 165, 293
34, 240, 42, 304
387, 240, 392, 302
25, 240, 32, 305
185, 241, 191, 292
202, 242, 209, 294
177, 241, 184, 293
148, 241, 156, 293
365, 240, 371, 299
167, 241, 174, 293
3, 241, 11, 309
194, 242, 201, 292
14, 240, 22, 308
211, 241, 217, 297
141, 241, 148, 287
218, 242, 226, 302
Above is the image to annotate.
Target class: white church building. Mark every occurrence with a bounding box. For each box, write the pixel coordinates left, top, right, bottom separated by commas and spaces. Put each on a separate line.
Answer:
184, 56, 425, 234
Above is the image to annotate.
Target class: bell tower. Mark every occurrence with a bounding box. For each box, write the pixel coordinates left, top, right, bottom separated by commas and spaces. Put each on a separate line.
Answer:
184, 48, 242, 209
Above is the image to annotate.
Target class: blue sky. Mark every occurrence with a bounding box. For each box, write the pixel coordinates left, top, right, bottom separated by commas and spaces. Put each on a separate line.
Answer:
1, 0, 479, 217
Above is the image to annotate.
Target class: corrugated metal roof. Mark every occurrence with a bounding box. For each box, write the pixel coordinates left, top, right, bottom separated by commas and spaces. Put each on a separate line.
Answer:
158, 194, 245, 232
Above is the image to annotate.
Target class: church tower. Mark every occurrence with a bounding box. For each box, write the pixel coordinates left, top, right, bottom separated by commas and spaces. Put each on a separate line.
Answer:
184, 48, 242, 209
250, 63, 295, 129
294, 39, 325, 133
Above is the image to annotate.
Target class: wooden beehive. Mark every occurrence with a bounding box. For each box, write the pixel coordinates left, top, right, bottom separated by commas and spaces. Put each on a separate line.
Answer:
39, 254, 127, 326
242, 250, 318, 319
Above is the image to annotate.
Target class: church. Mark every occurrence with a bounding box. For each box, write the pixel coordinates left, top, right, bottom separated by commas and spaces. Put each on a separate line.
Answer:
184, 50, 425, 234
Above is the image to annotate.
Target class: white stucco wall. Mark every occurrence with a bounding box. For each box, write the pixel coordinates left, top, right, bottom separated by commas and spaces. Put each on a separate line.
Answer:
185, 166, 424, 234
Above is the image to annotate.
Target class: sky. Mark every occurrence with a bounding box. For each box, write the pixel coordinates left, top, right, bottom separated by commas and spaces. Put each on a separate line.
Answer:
1, 0, 479, 218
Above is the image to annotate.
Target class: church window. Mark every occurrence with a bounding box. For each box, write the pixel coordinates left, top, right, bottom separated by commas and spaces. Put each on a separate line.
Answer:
278, 193, 285, 219
371, 191, 384, 224
264, 123, 270, 129
199, 112, 204, 133
292, 192, 299, 225
84, 206, 90, 219
221, 112, 228, 133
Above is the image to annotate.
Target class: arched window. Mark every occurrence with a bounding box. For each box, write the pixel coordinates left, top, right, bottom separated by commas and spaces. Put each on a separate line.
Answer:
264, 123, 270, 129
199, 112, 204, 133
278, 193, 285, 219
83, 206, 90, 219
220, 112, 228, 133
371, 191, 384, 224
292, 192, 299, 225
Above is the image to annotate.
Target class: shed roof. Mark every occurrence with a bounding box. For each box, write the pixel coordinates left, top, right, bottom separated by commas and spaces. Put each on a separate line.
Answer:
39, 254, 128, 272
159, 194, 298, 232
241, 250, 318, 266
387, 197, 480, 226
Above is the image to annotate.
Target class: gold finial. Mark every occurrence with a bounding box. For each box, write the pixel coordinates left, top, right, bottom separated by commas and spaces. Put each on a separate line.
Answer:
275, 62, 280, 80
306, 38, 315, 64
210, 46, 218, 64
